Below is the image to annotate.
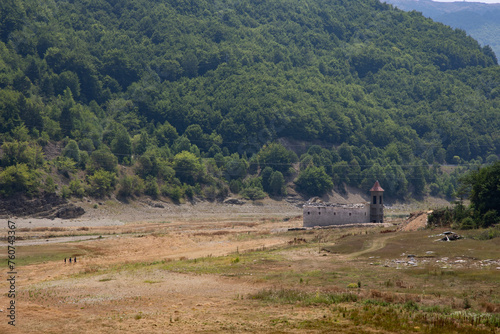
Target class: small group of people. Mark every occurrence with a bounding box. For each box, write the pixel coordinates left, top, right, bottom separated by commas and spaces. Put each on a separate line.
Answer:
64, 257, 77, 264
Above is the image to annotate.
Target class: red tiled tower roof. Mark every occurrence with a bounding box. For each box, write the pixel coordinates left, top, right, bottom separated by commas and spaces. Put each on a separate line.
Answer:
370, 181, 384, 192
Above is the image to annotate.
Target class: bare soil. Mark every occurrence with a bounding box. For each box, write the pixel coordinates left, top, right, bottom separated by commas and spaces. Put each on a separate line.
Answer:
399, 210, 432, 231
0, 199, 498, 334
0, 200, 304, 333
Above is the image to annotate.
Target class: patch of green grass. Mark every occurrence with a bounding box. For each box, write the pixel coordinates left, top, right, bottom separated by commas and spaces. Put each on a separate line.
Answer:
363, 299, 391, 307
466, 226, 500, 240
294, 318, 336, 330
232, 231, 273, 242
341, 304, 499, 333
0, 244, 85, 267
263, 269, 340, 285
249, 285, 500, 333
249, 288, 358, 305
160, 248, 285, 276
406, 267, 500, 283
4, 253, 65, 267
270, 317, 290, 326
366, 230, 500, 260
98, 278, 113, 282
321, 235, 368, 254
69, 246, 287, 279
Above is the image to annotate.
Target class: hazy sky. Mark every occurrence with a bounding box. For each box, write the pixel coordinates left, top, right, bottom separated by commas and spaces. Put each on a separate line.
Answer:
433, 0, 500, 3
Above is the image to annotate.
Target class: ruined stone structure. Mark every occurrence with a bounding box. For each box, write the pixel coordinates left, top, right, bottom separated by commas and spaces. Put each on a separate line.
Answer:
303, 181, 384, 227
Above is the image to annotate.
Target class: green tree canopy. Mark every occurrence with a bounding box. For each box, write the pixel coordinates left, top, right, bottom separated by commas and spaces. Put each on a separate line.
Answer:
87, 169, 117, 198
172, 151, 203, 185
295, 166, 333, 197
257, 143, 298, 175
0, 163, 40, 196
460, 161, 500, 227
268, 170, 286, 196
89, 147, 118, 173
62, 139, 80, 163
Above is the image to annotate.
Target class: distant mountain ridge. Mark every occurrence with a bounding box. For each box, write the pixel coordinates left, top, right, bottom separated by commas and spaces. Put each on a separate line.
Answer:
384, 0, 500, 57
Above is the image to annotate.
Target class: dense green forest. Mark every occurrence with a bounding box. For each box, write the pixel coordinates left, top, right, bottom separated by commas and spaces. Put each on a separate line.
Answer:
0, 0, 499, 202
429, 161, 500, 230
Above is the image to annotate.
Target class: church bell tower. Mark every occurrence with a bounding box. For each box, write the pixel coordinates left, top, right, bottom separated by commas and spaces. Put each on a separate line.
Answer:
370, 181, 384, 223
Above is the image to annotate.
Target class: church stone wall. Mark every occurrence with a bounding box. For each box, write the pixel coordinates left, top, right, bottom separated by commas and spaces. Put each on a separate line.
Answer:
303, 204, 371, 227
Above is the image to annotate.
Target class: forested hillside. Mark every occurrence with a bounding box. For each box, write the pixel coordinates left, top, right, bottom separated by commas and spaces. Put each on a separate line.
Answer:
385, 0, 500, 58
0, 0, 499, 203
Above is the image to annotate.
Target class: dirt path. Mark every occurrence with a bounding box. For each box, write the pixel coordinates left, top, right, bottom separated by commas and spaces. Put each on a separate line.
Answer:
346, 234, 395, 259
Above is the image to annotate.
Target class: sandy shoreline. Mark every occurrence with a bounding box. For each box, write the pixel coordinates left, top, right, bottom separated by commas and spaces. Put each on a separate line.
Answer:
1, 198, 303, 229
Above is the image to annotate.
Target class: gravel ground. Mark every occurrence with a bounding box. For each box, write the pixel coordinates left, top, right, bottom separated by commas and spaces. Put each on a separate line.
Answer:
1, 197, 302, 229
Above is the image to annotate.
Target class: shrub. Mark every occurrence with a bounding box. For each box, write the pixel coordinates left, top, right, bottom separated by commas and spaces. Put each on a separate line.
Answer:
144, 177, 159, 198
429, 183, 440, 196
460, 161, 500, 227
172, 151, 203, 185
55, 156, 77, 177
78, 151, 89, 170
469, 226, 500, 240
162, 184, 184, 202
403, 300, 419, 311
79, 138, 95, 152
184, 185, 194, 199
268, 170, 286, 196
482, 210, 499, 228
1, 141, 44, 168
261, 166, 274, 191
61, 185, 71, 198
229, 179, 242, 194
217, 183, 229, 199
241, 187, 266, 200
89, 148, 118, 173
44, 176, 56, 194
69, 179, 86, 197
223, 156, 248, 180
111, 127, 132, 163
158, 162, 175, 182
203, 185, 217, 201
87, 169, 117, 197
458, 217, 476, 230
428, 208, 454, 227
62, 139, 80, 162
118, 175, 144, 197
0, 164, 41, 196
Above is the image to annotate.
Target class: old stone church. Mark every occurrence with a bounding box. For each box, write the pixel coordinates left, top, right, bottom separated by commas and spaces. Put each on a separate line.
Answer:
303, 181, 384, 227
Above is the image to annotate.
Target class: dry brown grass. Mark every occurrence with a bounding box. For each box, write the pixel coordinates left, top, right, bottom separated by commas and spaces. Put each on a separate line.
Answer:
32, 227, 50, 232
193, 230, 231, 236
0, 219, 498, 333
49, 227, 67, 232
481, 301, 500, 313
